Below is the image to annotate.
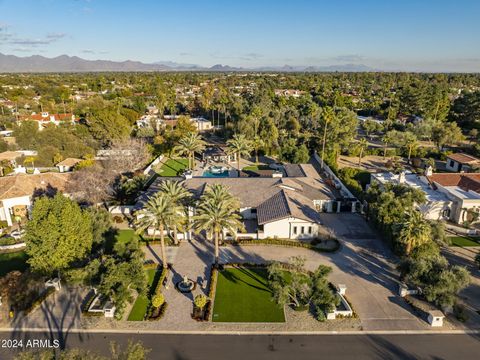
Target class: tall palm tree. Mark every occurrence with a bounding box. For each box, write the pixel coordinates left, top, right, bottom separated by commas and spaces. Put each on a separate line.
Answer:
227, 134, 252, 176
159, 180, 191, 244
194, 185, 243, 265
382, 131, 396, 158
135, 193, 176, 268
394, 209, 431, 255
174, 132, 205, 170
358, 138, 368, 166
403, 133, 418, 163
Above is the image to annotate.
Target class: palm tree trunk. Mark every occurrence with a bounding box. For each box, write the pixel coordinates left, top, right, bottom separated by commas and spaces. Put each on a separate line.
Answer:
173, 226, 178, 245
159, 224, 168, 269
214, 231, 219, 265
383, 143, 387, 158
237, 153, 241, 176
405, 240, 412, 256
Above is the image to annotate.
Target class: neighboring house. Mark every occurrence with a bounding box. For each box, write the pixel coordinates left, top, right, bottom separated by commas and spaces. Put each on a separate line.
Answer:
370, 170, 480, 224
0, 173, 71, 226
20, 112, 76, 130
370, 170, 453, 221
191, 117, 212, 132
445, 153, 480, 172
426, 173, 480, 224
56, 158, 82, 173
0, 151, 22, 167
137, 164, 340, 240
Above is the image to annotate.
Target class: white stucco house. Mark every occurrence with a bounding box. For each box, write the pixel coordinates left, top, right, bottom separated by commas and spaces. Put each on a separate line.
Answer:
137, 164, 339, 240
0, 173, 71, 226
370, 169, 480, 225
445, 153, 480, 173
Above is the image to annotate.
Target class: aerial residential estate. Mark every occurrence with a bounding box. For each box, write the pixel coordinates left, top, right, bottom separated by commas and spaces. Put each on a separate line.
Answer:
0, 1, 479, 358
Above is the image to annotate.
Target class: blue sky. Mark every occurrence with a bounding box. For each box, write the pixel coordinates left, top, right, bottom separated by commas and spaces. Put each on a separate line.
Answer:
0, 0, 479, 71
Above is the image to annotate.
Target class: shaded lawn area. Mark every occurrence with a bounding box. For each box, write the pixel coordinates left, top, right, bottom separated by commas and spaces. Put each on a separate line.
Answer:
242, 164, 271, 171
127, 268, 161, 321
449, 236, 480, 247
104, 229, 139, 253
0, 251, 28, 277
212, 267, 285, 323
156, 158, 189, 177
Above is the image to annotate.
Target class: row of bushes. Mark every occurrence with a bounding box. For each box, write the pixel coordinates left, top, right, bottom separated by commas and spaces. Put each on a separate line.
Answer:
140, 236, 177, 247
230, 237, 340, 253
23, 287, 56, 315
145, 267, 169, 321
206, 266, 218, 321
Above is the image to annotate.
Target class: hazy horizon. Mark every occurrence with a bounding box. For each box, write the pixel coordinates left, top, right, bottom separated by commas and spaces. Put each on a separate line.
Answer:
1, 0, 479, 72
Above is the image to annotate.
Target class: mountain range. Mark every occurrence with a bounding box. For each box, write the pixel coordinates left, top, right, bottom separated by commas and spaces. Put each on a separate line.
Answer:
0, 53, 374, 73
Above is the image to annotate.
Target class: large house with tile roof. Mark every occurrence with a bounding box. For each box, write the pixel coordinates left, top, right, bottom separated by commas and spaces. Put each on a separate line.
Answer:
0, 173, 71, 226
426, 173, 480, 224
138, 164, 339, 240
445, 153, 480, 172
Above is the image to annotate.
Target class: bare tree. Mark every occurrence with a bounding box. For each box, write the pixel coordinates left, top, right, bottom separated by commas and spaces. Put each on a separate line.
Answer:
66, 165, 115, 205
101, 139, 150, 175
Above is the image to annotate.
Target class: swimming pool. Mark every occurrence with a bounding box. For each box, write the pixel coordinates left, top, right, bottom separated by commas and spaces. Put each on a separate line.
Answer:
203, 166, 230, 177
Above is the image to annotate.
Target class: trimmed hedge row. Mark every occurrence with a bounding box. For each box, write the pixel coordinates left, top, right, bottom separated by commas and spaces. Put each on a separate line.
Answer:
140, 236, 177, 247
206, 266, 218, 321
145, 267, 169, 321
230, 238, 340, 253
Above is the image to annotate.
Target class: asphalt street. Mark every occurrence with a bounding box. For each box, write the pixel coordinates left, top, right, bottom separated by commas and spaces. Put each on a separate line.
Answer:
0, 332, 479, 360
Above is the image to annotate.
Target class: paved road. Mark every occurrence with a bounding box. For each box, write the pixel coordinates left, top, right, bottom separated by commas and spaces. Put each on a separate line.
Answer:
0, 332, 479, 359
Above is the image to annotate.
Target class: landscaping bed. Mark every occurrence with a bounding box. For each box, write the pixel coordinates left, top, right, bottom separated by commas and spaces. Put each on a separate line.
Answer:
127, 267, 163, 321
230, 237, 340, 253
212, 266, 285, 323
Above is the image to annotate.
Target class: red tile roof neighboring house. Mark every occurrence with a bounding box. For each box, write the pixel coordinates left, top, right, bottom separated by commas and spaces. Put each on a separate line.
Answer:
446, 153, 480, 165
427, 173, 480, 193
21, 113, 75, 122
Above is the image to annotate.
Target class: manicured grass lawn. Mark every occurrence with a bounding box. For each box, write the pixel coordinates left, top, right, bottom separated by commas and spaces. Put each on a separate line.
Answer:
449, 236, 480, 247
156, 158, 189, 177
116, 229, 139, 244
242, 164, 271, 171
212, 267, 285, 323
0, 251, 28, 277
127, 268, 161, 321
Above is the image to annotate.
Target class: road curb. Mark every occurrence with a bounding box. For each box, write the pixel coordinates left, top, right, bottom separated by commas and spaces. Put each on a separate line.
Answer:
0, 328, 479, 335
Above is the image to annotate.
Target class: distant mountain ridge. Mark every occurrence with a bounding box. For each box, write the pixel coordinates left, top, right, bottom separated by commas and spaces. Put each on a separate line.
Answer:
0, 53, 375, 73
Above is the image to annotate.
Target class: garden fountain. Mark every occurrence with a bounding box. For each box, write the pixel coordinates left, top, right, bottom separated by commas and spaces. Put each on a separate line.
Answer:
176, 275, 196, 293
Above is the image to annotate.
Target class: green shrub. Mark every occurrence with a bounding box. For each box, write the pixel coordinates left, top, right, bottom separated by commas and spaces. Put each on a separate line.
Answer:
454, 303, 468, 322
152, 294, 165, 308
194, 294, 208, 309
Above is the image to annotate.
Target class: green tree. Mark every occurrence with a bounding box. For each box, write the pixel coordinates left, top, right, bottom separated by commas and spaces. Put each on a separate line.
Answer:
135, 193, 176, 269
25, 194, 93, 275
394, 209, 431, 255
227, 134, 252, 175
174, 132, 205, 169
194, 184, 243, 265
357, 138, 368, 166
159, 180, 191, 244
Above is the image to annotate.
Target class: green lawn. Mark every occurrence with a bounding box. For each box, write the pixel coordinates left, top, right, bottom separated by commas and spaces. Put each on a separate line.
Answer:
116, 229, 139, 244
449, 236, 480, 247
212, 267, 285, 323
127, 268, 161, 321
0, 251, 28, 277
156, 158, 189, 177
242, 164, 271, 171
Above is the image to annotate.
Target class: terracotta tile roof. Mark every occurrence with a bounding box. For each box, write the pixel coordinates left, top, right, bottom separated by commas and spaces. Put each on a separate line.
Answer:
447, 153, 480, 165
0, 173, 72, 200
427, 173, 480, 193
21, 113, 74, 122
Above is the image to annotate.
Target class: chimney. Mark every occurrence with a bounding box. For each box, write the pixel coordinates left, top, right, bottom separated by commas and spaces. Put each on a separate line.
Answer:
425, 166, 433, 177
